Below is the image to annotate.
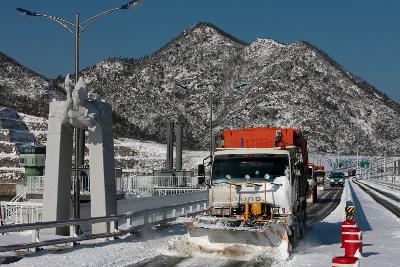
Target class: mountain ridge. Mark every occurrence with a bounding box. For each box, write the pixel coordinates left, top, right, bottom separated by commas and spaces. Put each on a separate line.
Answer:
1, 22, 399, 155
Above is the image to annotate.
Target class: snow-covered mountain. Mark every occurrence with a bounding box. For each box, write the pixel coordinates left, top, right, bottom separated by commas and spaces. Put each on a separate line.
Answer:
0, 52, 64, 117
1, 22, 399, 155
77, 22, 399, 155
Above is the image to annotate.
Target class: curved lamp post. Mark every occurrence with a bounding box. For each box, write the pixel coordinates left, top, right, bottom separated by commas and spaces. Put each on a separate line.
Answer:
16, 0, 144, 230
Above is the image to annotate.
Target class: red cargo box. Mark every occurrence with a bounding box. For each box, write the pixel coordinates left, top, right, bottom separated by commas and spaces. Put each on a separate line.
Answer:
223, 127, 303, 149
315, 165, 325, 171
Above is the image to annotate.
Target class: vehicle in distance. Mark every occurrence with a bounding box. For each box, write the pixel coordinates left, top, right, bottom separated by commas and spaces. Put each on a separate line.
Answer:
330, 171, 345, 187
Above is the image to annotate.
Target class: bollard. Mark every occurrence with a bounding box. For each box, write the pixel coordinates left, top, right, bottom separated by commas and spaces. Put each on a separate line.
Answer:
342, 227, 363, 253
332, 256, 360, 267
341, 221, 358, 247
344, 239, 362, 258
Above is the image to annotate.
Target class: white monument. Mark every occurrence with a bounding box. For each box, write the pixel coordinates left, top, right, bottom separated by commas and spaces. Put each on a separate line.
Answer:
43, 75, 117, 235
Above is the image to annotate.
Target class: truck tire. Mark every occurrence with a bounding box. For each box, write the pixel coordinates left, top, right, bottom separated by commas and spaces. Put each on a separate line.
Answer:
299, 201, 307, 237
289, 233, 298, 250
313, 188, 318, 203
289, 218, 300, 249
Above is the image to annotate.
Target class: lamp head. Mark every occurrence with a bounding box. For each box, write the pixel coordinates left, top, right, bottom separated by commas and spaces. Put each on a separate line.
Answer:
16, 8, 38, 16
120, 0, 144, 9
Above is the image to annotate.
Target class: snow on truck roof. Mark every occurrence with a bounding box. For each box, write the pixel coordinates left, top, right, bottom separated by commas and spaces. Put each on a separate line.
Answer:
214, 147, 292, 156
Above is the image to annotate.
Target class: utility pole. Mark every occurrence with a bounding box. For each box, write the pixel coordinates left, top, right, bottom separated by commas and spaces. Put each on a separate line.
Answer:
356, 147, 359, 176
209, 90, 213, 160
73, 12, 81, 229
384, 150, 386, 174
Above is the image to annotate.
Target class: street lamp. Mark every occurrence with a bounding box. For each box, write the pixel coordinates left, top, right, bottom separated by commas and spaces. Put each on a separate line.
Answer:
17, 0, 144, 230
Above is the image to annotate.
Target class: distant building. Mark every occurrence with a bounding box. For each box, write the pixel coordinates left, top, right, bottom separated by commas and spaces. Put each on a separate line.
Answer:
18, 145, 46, 177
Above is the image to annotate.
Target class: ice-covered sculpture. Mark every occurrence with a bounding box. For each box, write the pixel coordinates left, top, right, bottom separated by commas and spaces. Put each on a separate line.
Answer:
43, 74, 116, 235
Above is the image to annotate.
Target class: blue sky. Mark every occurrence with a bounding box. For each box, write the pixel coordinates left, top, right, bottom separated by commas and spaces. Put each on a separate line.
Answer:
1, 0, 399, 101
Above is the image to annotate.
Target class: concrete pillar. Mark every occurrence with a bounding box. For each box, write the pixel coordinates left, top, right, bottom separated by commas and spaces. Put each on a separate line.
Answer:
88, 102, 117, 234
166, 121, 174, 171
175, 123, 183, 171
43, 101, 73, 235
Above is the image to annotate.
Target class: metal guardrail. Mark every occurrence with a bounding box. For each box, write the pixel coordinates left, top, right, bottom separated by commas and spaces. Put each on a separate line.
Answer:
0, 199, 208, 253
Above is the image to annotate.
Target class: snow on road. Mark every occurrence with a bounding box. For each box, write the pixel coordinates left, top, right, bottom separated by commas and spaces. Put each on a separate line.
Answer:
3, 226, 187, 267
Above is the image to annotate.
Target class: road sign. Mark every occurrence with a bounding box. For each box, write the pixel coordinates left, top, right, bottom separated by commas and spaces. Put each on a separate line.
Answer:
359, 160, 370, 169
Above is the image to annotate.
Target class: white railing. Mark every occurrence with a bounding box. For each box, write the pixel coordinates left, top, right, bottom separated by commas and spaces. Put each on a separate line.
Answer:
26, 176, 45, 194
0, 201, 43, 225
10, 187, 29, 202
23, 175, 203, 200
116, 176, 199, 189
153, 187, 203, 196
25, 176, 91, 195
72, 176, 91, 194
115, 176, 203, 198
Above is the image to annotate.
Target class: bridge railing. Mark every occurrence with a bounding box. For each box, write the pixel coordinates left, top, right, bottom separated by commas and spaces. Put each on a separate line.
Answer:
24, 175, 201, 196
0, 198, 208, 253
0, 201, 42, 225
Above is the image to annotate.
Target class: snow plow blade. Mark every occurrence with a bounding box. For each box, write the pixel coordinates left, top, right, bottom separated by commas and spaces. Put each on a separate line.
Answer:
186, 216, 290, 248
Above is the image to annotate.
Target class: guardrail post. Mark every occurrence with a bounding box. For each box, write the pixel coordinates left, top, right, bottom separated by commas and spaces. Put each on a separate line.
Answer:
110, 219, 119, 240
172, 208, 176, 218
30, 229, 40, 252
70, 224, 79, 247
126, 216, 133, 235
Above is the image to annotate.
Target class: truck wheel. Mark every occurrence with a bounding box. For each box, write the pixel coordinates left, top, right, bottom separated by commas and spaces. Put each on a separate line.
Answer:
299, 203, 307, 237
313, 189, 318, 203
289, 220, 300, 249
289, 233, 298, 250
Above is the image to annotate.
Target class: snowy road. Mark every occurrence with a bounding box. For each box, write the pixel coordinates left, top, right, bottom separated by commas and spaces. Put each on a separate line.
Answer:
306, 187, 343, 226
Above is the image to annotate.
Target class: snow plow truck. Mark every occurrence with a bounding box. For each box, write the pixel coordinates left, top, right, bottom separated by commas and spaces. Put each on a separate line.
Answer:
187, 127, 309, 255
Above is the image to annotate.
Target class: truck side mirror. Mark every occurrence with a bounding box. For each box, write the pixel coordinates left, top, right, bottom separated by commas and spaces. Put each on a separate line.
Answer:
198, 164, 205, 184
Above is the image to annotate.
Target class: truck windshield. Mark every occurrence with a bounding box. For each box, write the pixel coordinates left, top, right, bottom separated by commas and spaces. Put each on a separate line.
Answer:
212, 155, 289, 184
330, 172, 344, 179
315, 171, 325, 177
